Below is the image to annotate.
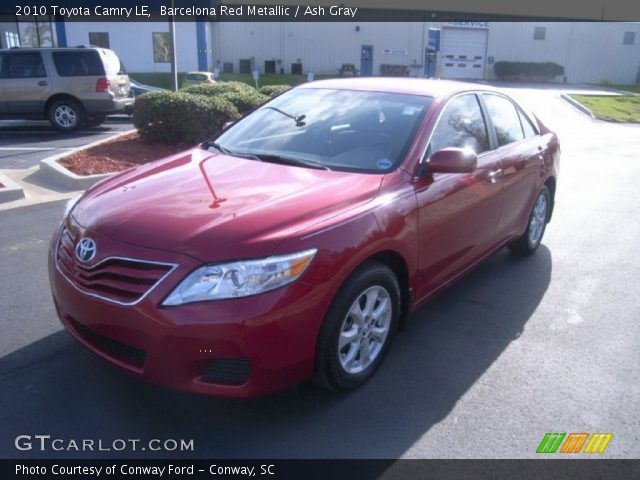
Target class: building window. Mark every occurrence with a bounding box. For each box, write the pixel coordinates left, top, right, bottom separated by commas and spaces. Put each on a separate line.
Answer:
152, 32, 172, 63
3, 31, 20, 48
623, 31, 635, 45
17, 17, 54, 47
89, 32, 110, 48
533, 26, 546, 40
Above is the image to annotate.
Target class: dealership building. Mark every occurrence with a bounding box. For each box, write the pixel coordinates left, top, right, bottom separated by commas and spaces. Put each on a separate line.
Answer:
2, 18, 639, 84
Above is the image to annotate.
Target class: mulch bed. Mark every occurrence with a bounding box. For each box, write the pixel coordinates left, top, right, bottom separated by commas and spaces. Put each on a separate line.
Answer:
58, 132, 189, 176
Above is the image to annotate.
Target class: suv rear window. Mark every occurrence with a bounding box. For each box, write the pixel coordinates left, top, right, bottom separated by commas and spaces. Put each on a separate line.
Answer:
102, 49, 126, 75
52, 51, 104, 77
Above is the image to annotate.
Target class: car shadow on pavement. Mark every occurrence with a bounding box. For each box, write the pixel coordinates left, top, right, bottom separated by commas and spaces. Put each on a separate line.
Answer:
0, 247, 551, 459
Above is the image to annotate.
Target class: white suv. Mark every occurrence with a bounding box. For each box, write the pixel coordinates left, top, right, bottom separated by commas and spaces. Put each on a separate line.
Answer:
0, 46, 133, 131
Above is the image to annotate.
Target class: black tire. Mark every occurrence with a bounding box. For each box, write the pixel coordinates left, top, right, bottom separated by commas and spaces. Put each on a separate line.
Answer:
86, 115, 107, 127
48, 99, 85, 132
508, 185, 551, 256
314, 261, 401, 392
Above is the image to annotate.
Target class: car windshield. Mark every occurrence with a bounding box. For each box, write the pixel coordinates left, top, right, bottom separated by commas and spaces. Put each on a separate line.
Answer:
214, 88, 432, 173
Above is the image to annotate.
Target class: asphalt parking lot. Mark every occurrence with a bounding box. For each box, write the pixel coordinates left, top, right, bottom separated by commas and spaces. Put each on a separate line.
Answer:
1, 87, 639, 460
0, 116, 133, 169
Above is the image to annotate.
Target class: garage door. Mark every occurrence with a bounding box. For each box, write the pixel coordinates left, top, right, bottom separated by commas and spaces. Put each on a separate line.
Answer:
440, 28, 488, 79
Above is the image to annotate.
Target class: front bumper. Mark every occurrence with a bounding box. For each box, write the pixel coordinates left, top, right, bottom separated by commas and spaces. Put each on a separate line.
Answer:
48, 222, 326, 398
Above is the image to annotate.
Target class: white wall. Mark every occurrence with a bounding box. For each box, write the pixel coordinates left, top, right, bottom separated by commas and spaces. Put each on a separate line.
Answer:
64, 22, 199, 73
486, 22, 640, 83
564, 23, 640, 84
64, 21, 640, 84
212, 22, 425, 75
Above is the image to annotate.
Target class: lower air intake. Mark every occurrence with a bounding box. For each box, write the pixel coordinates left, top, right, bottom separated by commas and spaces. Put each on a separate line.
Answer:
201, 358, 251, 385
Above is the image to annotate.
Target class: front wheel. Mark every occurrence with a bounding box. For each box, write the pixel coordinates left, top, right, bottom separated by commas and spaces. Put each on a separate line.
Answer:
508, 185, 551, 256
314, 261, 400, 391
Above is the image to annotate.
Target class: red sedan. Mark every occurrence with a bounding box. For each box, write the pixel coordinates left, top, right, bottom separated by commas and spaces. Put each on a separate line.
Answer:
49, 78, 559, 398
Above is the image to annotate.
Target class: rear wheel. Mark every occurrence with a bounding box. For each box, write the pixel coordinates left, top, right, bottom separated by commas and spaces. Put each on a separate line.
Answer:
314, 261, 400, 391
508, 185, 551, 256
48, 99, 85, 132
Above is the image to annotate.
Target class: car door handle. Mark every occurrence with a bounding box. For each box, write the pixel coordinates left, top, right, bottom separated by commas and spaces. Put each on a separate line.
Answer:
37, 80, 48, 86
487, 169, 503, 184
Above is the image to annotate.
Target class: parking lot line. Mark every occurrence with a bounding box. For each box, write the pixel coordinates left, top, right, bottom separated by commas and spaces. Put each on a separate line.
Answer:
0, 147, 73, 151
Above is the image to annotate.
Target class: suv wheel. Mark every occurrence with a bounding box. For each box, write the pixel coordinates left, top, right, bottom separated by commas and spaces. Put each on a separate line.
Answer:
48, 100, 85, 132
314, 261, 400, 391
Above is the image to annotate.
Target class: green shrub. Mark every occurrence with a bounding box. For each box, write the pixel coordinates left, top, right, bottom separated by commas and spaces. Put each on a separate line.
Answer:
259, 84, 293, 97
133, 91, 240, 145
494, 61, 564, 81
183, 81, 254, 96
183, 82, 269, 113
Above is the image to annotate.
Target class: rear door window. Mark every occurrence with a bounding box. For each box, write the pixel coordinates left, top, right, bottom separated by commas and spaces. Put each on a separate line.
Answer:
483, 94, 525, 146
429, 94, 490, 155
3, 52, 46, 78
52, 51, 105, 77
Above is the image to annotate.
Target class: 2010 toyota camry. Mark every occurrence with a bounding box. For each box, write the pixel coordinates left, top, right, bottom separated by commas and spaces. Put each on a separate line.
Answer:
49, 78, 559, 398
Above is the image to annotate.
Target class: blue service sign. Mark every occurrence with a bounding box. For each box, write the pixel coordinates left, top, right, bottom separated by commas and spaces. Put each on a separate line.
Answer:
487, 56, 495, 65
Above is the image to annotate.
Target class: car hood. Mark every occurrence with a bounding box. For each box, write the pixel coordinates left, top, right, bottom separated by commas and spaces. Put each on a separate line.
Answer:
72, 147, 383, 262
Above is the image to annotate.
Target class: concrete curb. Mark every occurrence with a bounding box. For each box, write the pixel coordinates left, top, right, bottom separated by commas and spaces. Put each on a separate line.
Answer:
38, 129, 136, 190
0, 173, 25, 203
561, 94, 595, 119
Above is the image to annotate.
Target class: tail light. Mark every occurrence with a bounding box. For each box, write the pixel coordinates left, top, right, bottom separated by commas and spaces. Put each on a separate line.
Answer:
95, 77, 111, 93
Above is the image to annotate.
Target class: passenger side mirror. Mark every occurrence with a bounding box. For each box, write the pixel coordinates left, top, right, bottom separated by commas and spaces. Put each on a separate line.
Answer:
428, 148, 477, 174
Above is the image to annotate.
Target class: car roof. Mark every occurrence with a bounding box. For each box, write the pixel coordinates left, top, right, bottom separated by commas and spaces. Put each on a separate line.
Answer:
0, 47, 107, 53
298, 77, 500, 99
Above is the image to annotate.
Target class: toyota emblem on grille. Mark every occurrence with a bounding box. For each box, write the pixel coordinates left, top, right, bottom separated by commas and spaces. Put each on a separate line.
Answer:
75, 237, 97, 263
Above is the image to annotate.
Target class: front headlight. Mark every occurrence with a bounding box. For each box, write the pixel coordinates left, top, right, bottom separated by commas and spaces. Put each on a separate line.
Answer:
162, 248, 317, 305
63, 194, 82, 219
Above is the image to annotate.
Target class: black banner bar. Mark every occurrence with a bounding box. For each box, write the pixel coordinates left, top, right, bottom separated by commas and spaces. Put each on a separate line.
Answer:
4, 460, 640, 480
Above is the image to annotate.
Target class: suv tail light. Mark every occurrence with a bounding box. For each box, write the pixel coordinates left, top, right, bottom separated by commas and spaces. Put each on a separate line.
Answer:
96, 78, 111, 93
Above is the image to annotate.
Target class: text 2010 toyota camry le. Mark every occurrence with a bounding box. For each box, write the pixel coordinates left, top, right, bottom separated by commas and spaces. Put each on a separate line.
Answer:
49, 78, 559, 398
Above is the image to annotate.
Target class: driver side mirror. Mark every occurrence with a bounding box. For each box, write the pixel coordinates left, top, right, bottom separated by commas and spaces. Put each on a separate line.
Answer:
427, 148, 477, 174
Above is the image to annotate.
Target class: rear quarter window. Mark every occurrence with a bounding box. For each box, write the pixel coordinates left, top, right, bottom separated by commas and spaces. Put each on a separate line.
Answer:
52, 51, 105, 77
518, 109, 538, 138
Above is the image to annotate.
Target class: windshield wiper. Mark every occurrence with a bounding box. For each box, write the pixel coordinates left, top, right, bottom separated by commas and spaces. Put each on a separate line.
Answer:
203, 140, 232, 155
251, 153, 331, 171
262, 106, 306, 127
203, 141, 262, 161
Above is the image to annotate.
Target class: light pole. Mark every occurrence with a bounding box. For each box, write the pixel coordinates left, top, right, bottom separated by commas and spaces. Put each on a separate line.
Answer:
168, 0, 178, 91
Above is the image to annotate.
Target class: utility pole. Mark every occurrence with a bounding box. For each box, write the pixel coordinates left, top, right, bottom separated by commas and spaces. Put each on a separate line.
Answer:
169, 0, 178, 91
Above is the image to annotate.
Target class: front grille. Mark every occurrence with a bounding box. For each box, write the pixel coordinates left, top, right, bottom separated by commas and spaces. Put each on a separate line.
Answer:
201, 358, 251, 385
68, 316, 147, 368
56, 227, 174, 305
